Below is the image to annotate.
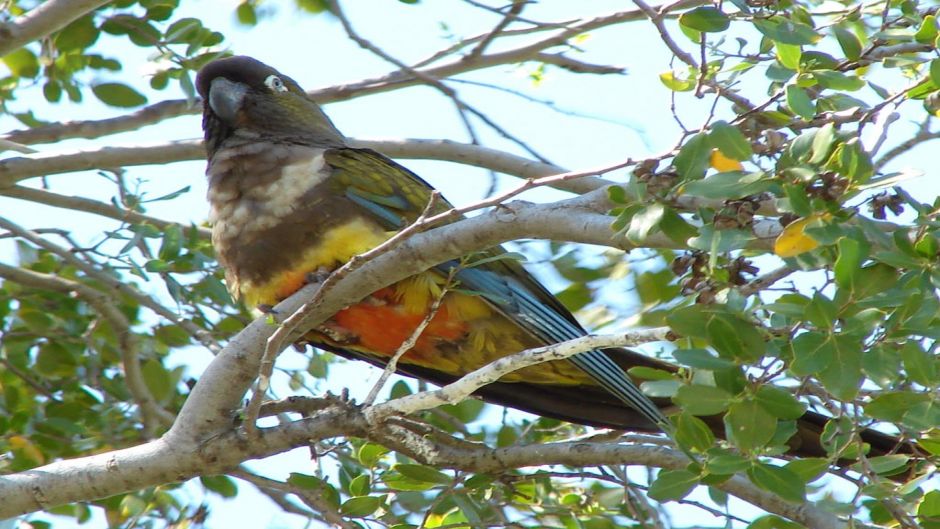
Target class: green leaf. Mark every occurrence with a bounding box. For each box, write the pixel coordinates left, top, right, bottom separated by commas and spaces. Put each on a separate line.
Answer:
679, 7, 730, 33
915, 15, 938, 44
287, 473, 324, 489
357, 443, 389, 467
675, 412, 716, 451
681, 171, 770, 200
668, 305, 764, 360
919, 489, 940, 519
165, 18, 203, 43
120, 495, 147, 517
55, 15, 100, 50
674, 133, 711, 180
784, 458, 830, 483
754, 386, 806, 420
813, 71, 865, 91
853, 454, 910, 475
607, 185, 627, 204
834, 237, 862, 290
236, 2, 258, 25
659, 207, 698, 244
901, 342, 937, 386
555, 282, 593, 312
817, 335, 862, 400
648, 469, 700, 501
755, 17, 821, 45
382, 472, 436, 491
786, 85, 815, 119
748, 515, 806, 529
626, 203, 665, 243
158, 224, 182, 260
706, 453, 750, 475
92, 83, 148, 107
349, 474, 371, 496
706, 314, 764, 361
809, 122, 836, 164
340, 496, 383, 517
141, 359, 173, 403
3, 48, 40, 78
902, 400, 940, 431
724, 400, 776, 451
866, 392, 930, 422
833, 27, 862, 60
674, 384, 733, 416
394, 464, 452, 485
805, 291, 838, 329
673, 348, 736, 370
710, 122, 752, 160
775, 43, 802, 70
746, 463, 805, 502
930, 59, 940, 88
659, 71, 696, 92
200, 475, 238, 498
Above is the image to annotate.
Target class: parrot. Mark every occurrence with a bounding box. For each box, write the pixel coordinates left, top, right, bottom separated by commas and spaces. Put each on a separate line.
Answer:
195, 56, 910, 461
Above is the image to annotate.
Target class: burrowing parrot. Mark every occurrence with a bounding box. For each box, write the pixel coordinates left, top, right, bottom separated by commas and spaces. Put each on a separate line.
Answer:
196, 56, 909, 460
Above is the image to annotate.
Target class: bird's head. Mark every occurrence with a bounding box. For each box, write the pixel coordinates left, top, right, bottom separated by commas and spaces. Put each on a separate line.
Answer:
196, 55, 345, 155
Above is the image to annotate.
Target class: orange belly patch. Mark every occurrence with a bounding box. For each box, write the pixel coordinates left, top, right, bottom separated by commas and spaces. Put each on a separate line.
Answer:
330, 287, 468, 363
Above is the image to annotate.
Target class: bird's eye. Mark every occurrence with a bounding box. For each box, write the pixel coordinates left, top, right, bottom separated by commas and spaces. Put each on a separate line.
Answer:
264, 75, 288, 93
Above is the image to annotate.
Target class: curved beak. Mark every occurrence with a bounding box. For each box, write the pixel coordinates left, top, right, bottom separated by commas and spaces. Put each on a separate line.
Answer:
208, 77, 247, 124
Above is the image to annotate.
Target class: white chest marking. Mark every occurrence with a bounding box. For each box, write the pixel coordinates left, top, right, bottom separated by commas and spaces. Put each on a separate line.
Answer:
209, 154, 329, 241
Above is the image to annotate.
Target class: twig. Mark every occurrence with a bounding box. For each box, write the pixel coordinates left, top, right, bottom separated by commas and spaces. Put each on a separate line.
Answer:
231, 467, 356, 528
632, 0, 699, 70
365, 331, 660, 421
329, 0, 552, 163
739, 266, 796, 297
466, 0, 526, 59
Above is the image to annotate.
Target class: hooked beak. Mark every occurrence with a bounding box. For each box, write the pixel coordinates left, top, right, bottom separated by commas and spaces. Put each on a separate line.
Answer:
208, 77, 247, 124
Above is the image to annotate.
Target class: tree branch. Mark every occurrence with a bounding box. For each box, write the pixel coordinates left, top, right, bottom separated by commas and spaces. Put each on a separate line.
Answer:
2, 185, 212, 238
0, 0, 112, 57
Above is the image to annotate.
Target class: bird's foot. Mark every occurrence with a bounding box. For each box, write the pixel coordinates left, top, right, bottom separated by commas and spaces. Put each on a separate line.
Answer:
305, 266, 333, 285
256, 304, 277, 314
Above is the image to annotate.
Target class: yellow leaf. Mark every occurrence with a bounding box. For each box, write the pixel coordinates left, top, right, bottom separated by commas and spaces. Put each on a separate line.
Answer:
8, 435, 45, 464
710, 149, 743, 171
424, 513, 447, 528
775, 217, 821, 257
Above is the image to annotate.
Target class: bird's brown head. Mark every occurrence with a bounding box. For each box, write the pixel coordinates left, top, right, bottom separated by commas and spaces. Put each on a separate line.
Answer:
196, 55, 345, 156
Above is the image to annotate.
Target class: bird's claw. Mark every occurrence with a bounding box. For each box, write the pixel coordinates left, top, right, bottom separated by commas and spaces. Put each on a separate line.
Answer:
305, 266, 333, 285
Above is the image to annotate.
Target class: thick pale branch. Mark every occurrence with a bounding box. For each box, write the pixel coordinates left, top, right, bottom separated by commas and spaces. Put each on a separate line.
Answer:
0, 0, 111, 57
0, 137, 610, 194
0, 140, 204, 186
0, 406, 355, 519
2, 185, 212, 237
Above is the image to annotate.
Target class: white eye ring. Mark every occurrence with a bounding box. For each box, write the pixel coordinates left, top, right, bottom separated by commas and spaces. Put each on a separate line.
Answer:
264, 75, 288, 93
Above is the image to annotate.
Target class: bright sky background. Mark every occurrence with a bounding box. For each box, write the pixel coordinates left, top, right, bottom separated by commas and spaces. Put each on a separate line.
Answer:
1, 0, 937, 527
